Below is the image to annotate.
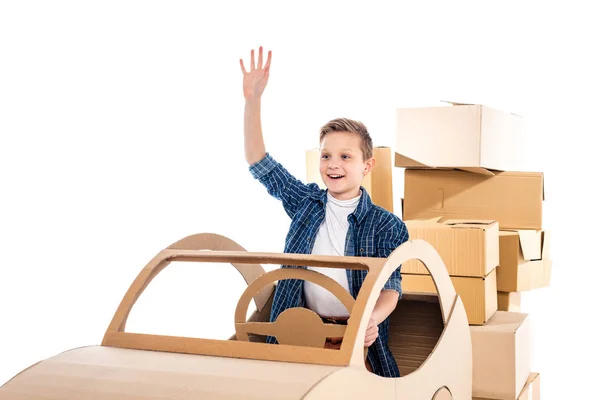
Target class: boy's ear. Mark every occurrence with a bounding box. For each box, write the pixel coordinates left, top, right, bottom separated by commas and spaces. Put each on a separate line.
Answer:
363, 157, 376, 176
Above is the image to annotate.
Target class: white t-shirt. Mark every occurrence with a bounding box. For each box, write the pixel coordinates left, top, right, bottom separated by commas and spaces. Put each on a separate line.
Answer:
304, 190, 361, 317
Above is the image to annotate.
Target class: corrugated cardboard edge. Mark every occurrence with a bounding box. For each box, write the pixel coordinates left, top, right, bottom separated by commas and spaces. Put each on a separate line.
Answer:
406, 218, 498, 232
443, 219, 498, 229
440, 100, 523, 118
394, 152, 496, 176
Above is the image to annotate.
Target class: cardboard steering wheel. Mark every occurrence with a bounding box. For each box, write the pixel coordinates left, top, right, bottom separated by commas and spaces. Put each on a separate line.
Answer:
234, 268, 355, 347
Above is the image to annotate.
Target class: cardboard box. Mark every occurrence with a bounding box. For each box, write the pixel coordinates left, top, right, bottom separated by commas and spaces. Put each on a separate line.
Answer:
404, 169, 544, 230
498, 230, 552, 292
404, 218, 499, 277
402, 269, 497, 325
306, 146, 394, 212
498, 292, 522, 312
395, 101, 526, 175
470, 312, 531, 399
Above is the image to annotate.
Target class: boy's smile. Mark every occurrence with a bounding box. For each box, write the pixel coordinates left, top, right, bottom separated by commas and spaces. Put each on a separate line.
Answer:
319, 131, 375, 200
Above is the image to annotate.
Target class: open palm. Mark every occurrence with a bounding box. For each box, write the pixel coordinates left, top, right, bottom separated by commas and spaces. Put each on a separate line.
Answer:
240, 46, 272, 100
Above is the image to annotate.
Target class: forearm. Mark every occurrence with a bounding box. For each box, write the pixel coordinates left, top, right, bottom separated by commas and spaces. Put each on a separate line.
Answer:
244, 98, 267, 165
371, 290, 399, 325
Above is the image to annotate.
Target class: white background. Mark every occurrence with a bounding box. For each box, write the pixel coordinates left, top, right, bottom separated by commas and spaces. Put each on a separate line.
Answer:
1, 1, 598, 398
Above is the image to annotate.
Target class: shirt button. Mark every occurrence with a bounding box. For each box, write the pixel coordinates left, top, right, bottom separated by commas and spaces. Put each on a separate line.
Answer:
360, 248, 364, 253
307, 237, 311, 241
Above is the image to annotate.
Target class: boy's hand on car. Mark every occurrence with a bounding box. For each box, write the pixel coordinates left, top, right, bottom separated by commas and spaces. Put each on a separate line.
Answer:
240, 46, 272, 100
364, 317, 379, 347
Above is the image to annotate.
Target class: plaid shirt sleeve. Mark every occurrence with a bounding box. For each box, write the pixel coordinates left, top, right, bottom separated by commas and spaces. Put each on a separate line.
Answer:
249, 152, 320, 219
375, 213, 410, 296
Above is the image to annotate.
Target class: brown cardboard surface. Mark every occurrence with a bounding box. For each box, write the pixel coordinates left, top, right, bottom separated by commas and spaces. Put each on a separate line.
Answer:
404, 169, 544, 230
404, 218, 499, 277
498, 230, 552, 292
470, 312, 531, 399
1, 346, 344, 399
402, 269, 498, 325
498, 292, 522, 312
0, 234, 474, 400
306, 146, 394, 212
395, 102, 525, 174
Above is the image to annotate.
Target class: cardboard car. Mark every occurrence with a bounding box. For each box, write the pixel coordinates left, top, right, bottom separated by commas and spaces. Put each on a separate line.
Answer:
0, 233, 472, 399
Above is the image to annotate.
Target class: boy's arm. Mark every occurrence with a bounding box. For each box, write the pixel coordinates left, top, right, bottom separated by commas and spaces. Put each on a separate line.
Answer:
364, 215, 409, 346
370, 290, 400, 326
244, 99, 266, 165
240, 47, 318, 218
249, 153, 320, 219
373, 215, 410, 321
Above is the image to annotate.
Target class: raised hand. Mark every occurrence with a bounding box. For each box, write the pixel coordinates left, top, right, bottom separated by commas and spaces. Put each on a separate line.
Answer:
240, 46, 272, 100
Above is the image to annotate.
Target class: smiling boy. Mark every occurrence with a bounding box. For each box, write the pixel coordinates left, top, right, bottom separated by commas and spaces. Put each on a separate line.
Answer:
240, 47, 408, 378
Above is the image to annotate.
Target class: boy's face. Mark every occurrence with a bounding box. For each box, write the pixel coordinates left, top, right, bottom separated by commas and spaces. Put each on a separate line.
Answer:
319, 131, 375, 200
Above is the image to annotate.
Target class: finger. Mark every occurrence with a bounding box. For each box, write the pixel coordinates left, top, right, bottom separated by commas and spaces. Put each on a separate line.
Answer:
258, 46, 263, 69
239, 59, 247, 75
250, 49, 255, 71
365, 331, 378, 343
367, 328, 378, 338
264, 50, 272, 70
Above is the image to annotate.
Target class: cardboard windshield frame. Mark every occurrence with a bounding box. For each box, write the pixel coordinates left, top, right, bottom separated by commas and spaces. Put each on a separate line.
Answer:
102, 234, 461, 370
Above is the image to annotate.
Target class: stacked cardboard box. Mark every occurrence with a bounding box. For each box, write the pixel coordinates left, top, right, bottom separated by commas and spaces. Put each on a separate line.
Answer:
401, 217, 499, 325
402, 167, 550, 312
396, 101, 549, 399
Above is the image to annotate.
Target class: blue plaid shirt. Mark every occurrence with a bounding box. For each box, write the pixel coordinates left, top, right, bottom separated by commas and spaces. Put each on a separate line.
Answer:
249, 153, 409, 378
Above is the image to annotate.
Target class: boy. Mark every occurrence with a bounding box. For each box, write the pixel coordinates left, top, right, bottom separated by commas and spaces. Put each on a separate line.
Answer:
239, 47, 408, 378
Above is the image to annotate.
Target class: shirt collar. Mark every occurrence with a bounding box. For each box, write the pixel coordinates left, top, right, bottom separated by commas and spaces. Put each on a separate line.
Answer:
353, 187, 373, 224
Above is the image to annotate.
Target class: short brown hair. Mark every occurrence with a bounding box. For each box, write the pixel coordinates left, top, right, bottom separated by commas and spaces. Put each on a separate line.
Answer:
319, 118, 373, 160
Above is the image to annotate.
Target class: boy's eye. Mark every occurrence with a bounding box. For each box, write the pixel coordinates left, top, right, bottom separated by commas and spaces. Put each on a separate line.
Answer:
341, 154, 350, 159
321, 154, 330, 160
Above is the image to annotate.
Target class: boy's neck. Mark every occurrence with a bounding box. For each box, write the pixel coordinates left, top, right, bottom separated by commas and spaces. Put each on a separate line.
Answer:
328, 188, 362, 201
